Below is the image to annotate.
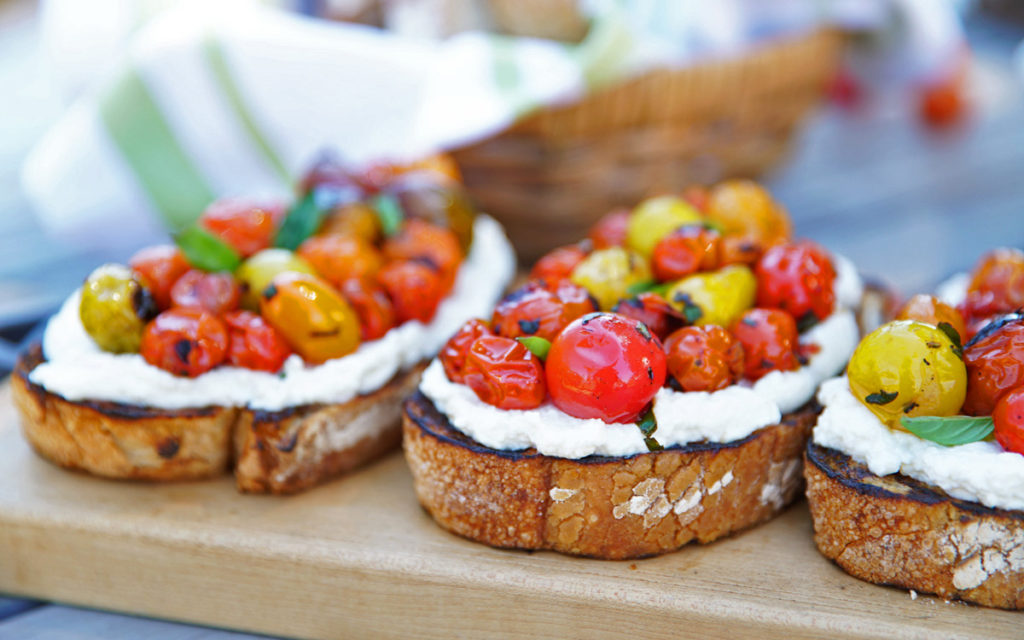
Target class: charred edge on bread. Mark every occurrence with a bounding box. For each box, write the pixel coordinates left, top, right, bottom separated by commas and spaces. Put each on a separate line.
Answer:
405, 391, 817, 464
806, 442, 1024, 521
156, 436, 180, 459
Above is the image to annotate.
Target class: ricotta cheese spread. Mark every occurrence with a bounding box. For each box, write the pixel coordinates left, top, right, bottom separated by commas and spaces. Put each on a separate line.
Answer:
31, 215, 515, 411
814, 377, 1024, 511
418, 253, 864, 460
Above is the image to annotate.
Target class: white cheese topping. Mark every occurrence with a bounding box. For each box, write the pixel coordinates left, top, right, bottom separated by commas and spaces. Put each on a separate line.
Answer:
419, 255, 863, 460
814, 377, 1024, 511
31, 215, 515, 411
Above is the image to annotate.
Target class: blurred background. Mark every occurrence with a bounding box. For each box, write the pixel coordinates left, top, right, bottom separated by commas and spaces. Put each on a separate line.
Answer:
0, 0, 1022, 375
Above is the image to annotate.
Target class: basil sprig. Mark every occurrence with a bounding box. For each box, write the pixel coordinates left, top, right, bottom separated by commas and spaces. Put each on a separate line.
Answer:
275, 191, 326, 250
637, 408, 663, 451
174, 226, 241, 272
372, 193, 404, 237
900, 415, 994, 446
516, 336, 551, 361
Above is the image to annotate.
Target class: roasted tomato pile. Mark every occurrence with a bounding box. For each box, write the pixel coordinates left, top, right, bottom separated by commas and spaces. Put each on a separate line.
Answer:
441, 181, 840, 426
79, 154, 475, 377
847, 247, 1024, 455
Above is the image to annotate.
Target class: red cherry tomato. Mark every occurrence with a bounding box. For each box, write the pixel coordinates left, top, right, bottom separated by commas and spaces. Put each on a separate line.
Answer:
612, 292, 686, 341
382, 219, 463, 291
651, 226, 720, 281
588, 209, 630, 249
663, 325, 745, 392
141, 308, 228, 377
731, 308, 800, 381
297, 234, 383, 288
994, 386, 1024, 455
378, 260, 444, 324
440, 319, 494, 383
222, 310, 292, 372
963, 315, 1024, 416
339, 277, 396, 341
755, 241, 836, 327
530, 244, 588, 283
170, 269, 241, 315
462, 336, 546, 410
545, 312, 667, 423
491, 280, 597, 342
962, 249, 1024, 325
199, 199, 284, 257
919, 76, 965, 129
129, 244, 191, 310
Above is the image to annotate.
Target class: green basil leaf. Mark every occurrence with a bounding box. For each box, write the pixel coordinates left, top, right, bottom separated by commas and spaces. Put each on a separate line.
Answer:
372, 193, 404, 237
701, 219, 725, 233
516, 336, 551, 361
637, 407, 657, 436
644, 436, 664, 452
174, 226, 241, 273
937, 321, 964, 361
626, 280, 658, 296
865, 390, 898, 405
275, 192, 326, 250
900, 415, 994, 446
670, 291, 703, 325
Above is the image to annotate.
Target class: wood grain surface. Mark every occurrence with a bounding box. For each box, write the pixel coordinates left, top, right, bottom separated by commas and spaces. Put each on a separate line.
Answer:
0, 384, 1020, 640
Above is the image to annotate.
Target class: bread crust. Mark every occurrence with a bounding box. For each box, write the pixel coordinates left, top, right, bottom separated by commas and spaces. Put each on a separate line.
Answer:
14, 344, 420, 492
805, 442, 1024, 609
403, 390, 817, 559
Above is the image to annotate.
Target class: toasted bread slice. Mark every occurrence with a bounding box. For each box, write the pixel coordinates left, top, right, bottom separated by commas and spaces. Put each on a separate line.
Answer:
805, 442, 1024, 610
403, 390, 817, 559
14, 344, 420, 492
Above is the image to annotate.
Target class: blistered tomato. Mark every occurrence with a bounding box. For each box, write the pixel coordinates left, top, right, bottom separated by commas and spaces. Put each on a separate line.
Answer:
382, 219, 463, 291
491, 280, 596, 342
755, 241, 836, 327
847, 320, 967, 427
530, 244, 589, 283
612, 292, 686, 341
318, 203, 381, 243
896, 294, 967, 343
297, 234, 383, 289
129, 245, 190, 310
80, 264, 157, 353
223, 310, 292, 372
626, 196, 703, 258
235, 249, 317, 311
199, 199, 284, 257
440, 319, 494, 383
962, 248, 1024, 321
664, 325, 745, 392
651, 225, 719, 281
963, 315, 1024, 416
993, 387, 1024, 455
339, 277, 396, 341
259, 272, 361, 364
706, 180, 791, 247
667, 265, 756, 328
384, 172, 475, 251
570, 247, 651, 310
718, 235, 764, 267
140, 308, 228, 377
170, 270, 240, 315
462, 336, 547, 410
378, 260, 444, 324
589, 209, 630, 249
545, 312, 667, 423
731, 308, 800, 381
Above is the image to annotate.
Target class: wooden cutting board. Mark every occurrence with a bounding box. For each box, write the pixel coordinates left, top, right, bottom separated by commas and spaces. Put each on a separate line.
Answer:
0, 383, 1018, 640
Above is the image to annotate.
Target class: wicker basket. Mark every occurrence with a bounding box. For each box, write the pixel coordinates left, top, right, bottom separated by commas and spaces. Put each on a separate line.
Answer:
451, 29, 842, 262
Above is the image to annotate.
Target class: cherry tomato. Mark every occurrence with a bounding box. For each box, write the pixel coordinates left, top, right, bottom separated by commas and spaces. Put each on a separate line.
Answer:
318, 202, 381, 243
570, 247, 651, 310
382, 219, 463, 291
718, 235, 764, 267
681, 185, 710, 213
626, 195, 703, 258
993, 387, 1024, 455
339, 277, 396, 341
667, 265, 756, 328
651, 225, 720, 281
199, 199, 284, 257
222, 310, 292, 372
141, 308, 228, 377
129, 245, 190, 310
170, 270, 241, 315
530, 244, 589, 283
963, 313, 1000, 342
663, 325, 745, 392
731, 308, 800, 380
612, 292, 686, 341
491, 280, 597, 342
962, 248, 1024, 321
384, 172, 475, 251
462, 336, 547, 410
79, 264, 157, 354
706, 180, 791, 247
378, 260, 444, 324
545, 312, 667, 423
260, 272, 361, 364
896, 294, 967, 343
755, 241, 836, 327
440, 319, 494, 383
354, 155, 462, 193
297, 234, 383, 289
963, 315, 1024, 416
588, 209, 630, 249
919, 76, 965, 129
235, 249, 317, 311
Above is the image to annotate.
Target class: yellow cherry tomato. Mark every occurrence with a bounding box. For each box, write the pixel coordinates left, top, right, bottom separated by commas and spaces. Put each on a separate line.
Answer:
235, 249, 317, 311
706, 180, 792, 247
79, 264, 156, 353
570, 247, 651, 310
259, 272, 361, 363
626, 195, 703, 258
666, 265, 756, 328
847, 320, 967, 429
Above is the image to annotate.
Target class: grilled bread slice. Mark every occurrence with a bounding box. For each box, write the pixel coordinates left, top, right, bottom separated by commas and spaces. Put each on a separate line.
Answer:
805, 442, 1024, 610
403, 390, 817, 559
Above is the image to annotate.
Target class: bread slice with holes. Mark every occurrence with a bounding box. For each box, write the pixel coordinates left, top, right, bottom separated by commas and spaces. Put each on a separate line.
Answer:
402, 389, 817, 559
13, 344, 420, 493
805, 442, 1024, 610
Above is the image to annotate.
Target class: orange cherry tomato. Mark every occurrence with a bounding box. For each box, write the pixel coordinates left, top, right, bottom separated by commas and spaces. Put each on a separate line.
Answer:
129, 244, 191, 310
318, 202, 381, 243
440, 318, 494, 384
339, 277, 396, 341
651, 226, 720, 281
588, 209, 630, 249
731, 308, 800, 381
491, 280, 597, 342
718, 235, 764, 268
382, 219, 463, 292
963, 315, 1024, 416
170, 269, 241, 315
755, 241, 836, 327
993, 387, 1024, 455
896, 294, 967, 343
378, 260, 445, 324
259, 272, 361, 364
706, 180, 792, 248
664, 325, 745, 392
681, 185, 710, 213
140, 308, 228, 377
530, 244, 589, 283
223, 310, 292, 372
199, 199, 284, 257
297, 234, 383, 289
612, 292, 686, 341
462, 335, 547, 410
